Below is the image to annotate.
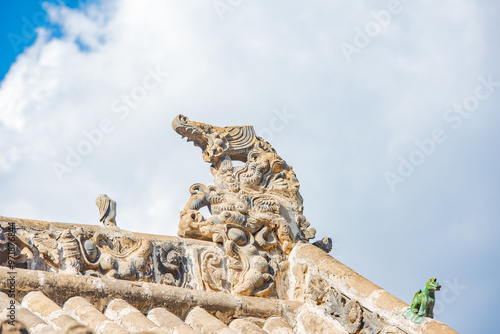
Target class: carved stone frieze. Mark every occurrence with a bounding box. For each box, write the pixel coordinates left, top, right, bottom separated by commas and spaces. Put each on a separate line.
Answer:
323, 285, 406, 334
172, 115, 330, 297
76, 230, 153, 280
290, 263, 408, 334
0, 221, 159, 283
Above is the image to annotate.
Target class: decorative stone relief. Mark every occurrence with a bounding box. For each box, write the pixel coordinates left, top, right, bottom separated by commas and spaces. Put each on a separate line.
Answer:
0, 226, 32, 269
172, 114, 330, 297
291, 266, 408, 334
200, 249, 227, 292
0, 222, 156, 282
76, 230, 153, 280
324, 287, 406, 334
155, 243, 185, 287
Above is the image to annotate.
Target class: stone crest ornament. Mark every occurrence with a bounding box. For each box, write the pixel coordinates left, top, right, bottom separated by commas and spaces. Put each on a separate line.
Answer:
172, 114, 330, 297
95, 194, 117, 227
403, 278, 441, 324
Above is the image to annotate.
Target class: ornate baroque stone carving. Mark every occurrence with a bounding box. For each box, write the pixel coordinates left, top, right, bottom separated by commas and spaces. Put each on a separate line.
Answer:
0, 222, 155, 282
172, 115, 329, 297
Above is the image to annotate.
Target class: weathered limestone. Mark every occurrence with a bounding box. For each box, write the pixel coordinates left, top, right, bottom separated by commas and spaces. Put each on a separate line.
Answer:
172, 115, 330, 298
294, 302, 348, 334
0, 292, 55, 334
64, 296, 128, 334
21, 291, 88, 332
228, 319, 266, 334
422, 321, 461, 334
263, 317, 294, 334
0, 267, 300, 321
147, 308, 200, 334
104, 298, 167, 334
185, 307, 235, 334
0, 320, 30, 334
95, 194, 117, 227
289, 243, 459, 334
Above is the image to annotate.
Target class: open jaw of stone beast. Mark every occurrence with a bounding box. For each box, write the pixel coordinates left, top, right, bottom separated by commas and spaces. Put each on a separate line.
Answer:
172, 115, 324, 297
172, 114, 259, 165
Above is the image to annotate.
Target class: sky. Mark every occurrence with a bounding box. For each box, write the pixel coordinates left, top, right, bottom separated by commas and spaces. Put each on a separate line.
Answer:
0, 0, 499, 332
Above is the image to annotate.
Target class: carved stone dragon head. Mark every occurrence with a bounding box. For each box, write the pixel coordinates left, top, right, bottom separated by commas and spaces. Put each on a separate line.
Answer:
172, 114, 265, 165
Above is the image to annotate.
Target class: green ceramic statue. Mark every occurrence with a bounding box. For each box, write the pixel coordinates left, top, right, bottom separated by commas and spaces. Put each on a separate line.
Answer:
403, 278, 441, 324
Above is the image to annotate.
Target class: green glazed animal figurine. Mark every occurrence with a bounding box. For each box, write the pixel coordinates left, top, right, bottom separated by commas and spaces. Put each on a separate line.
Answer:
403, 278, 441, 324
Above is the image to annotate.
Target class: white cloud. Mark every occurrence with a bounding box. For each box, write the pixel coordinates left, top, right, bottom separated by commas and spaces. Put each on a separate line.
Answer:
0, 0, 498, 332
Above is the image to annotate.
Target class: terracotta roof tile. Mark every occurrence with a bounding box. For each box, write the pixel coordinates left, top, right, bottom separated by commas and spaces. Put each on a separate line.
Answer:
104, 299, 167, 334
21, 291, 89, 333
0, 292, 55, 334
229, 319, 267, 334
147, 308, 200, 334
63, 296, 127, 334
262, 317, 294, 334
184, 307, 235, 334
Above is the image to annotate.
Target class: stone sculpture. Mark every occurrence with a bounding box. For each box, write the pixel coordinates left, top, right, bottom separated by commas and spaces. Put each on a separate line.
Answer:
95, 194, 117, 226
403, 278, 441, 324
156, 243, 184, 287
172, 114, 330, 297
75, 230, 153, 280
0, 221, 155, 282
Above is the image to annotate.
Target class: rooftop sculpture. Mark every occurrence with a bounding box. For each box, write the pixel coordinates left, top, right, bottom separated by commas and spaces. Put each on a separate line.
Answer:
0, 115, 459, 334
95, 194, 117, 227
172, 114, 331, 297
403, 278, 441, 324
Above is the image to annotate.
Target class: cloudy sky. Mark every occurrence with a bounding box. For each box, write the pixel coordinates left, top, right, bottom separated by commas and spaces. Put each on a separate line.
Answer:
1, 0, 499, 332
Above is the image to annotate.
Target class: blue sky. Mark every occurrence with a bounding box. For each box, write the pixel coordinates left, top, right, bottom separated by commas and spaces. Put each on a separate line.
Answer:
0, 1, 88, 81
0, 1, 499, 332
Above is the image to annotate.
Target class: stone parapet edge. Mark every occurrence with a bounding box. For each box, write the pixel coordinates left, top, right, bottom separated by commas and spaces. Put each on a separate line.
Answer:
290, 243, 459, 334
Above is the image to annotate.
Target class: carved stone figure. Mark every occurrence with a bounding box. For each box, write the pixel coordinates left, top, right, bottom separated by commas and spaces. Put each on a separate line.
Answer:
313, 237, 333, 253
57, 230, 82, 272
157, 243, 184, 287
173, 115, 332, 297
200, 249, 227, 292
76, 231, 153, 281
0, 226, 32, 269
95, 194, 117, 226
403, 278, 441, 324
